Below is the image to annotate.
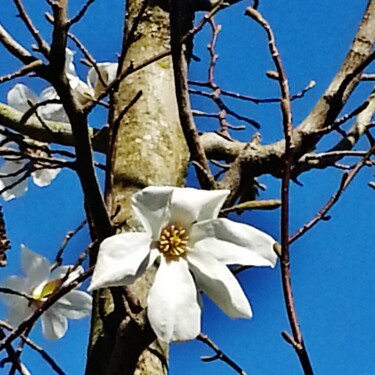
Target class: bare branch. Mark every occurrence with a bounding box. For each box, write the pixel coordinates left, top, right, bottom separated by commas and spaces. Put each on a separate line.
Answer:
68, 0, 95, 26
290, 144, 375, 244
0, 328, 29, 375
220, 199, 281, 213
0, 206, 10, 268
0, 24, 37, 65
197, 333, 247, 375
294, 92, 375, 174
245, 7, 314, 374
13, 0, 50, 56
169, 0, 216, 189
46, 1, 112, 240
0, 60, 43, 84
52, 219, 88, 270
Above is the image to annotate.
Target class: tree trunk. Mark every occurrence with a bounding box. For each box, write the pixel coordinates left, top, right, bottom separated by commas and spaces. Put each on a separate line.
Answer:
85, 1, 190, 374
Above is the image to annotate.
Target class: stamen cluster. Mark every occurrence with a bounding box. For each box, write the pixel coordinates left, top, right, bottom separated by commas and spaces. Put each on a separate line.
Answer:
158, 224, 189, 258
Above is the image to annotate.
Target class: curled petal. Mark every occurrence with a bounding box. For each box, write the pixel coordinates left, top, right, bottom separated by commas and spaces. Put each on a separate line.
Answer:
70, 78, 94, 105
188, 251, 252, 319
0, 159, 29, 201
55, 290, 92, 320
7, 84, 38, 113
20, 244, 50, 288
65, 48, 77, 77
42, 309, 68, 340
147, 258, 201, 342
89, 233, 155, 290
38, 87, 68, 122
87, 62, 118, 97
169, 188, 229, 229
131, 186, 174, 238
31, 168, 60, 187
190, 218, 277, 267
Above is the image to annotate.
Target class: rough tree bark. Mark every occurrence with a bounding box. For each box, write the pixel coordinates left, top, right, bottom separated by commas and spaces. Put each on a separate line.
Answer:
85, 1, 190, 374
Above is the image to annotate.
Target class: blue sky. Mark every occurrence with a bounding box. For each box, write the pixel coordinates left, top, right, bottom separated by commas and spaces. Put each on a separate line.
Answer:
0, 1, 374, 374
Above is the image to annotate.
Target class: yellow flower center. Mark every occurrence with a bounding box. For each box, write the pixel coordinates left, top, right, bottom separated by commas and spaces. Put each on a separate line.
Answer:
158, 224, 189, 258
31, 279, 61, 301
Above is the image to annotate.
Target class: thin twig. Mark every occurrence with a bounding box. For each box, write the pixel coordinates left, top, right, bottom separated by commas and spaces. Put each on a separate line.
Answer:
0, 328, 29, 375
169, 0, 216, 189
197, 333, 247, 375
83, 2, 226, 114
290, 145, 375, 243
362, 73, 375, 81
0, 60, 43, 84
221, 199, 281, 213
110, 90, 143, 148
52, 219, 88, 270
246, 7, 314, 375
13, 0, 50, 56
119, 0, 149, 65
68, 0, 95, 26
68, 32, 107, 89
0, 24, 36, 65
0, 322, 65, 375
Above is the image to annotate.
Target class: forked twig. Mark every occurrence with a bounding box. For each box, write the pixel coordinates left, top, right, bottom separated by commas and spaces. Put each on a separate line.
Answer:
198, 333, 247, 375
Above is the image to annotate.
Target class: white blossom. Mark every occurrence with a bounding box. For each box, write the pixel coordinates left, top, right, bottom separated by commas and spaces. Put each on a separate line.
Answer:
0, 245, 92, 340
0, 133, 60, 201
7, 50, 118, 121
89, 186, 277, 343
1, 52, 117, 200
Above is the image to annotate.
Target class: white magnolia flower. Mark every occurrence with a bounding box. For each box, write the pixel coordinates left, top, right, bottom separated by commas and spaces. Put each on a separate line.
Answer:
0, 134, 60, 201
89, 186, 277, 343
0, 245, 92, 340
7, 50, 118, 120
7, 49, 79, 122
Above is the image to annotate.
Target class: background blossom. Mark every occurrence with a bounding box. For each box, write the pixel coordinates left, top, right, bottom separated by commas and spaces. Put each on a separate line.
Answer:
0, 245, 92, 340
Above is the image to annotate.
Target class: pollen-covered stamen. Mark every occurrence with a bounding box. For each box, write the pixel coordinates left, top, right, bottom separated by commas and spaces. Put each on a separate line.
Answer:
158, 224, 189, 258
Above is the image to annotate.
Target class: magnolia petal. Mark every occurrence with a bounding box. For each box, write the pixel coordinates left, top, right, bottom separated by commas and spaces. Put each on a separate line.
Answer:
0, 276, 29, 305
169, 188, 229, 229
38, 87, 68, 122
87, 62, 118, 97
51, 265, 84, 286
131, 186, 174, 238
55, 290, 92, 320
6, 299, 32, 327
89, 233, 154, 290
65, 48, 77, 77
188, 251, 252, 319
42, 309, 68, 340
190, 218, 277, 267
20, 244, 50, 288
0, 159, 29, 201
7, 84, 38, 113
69, 77, 94, 106
31, 168, 60, 187
147, 258, 201, 343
